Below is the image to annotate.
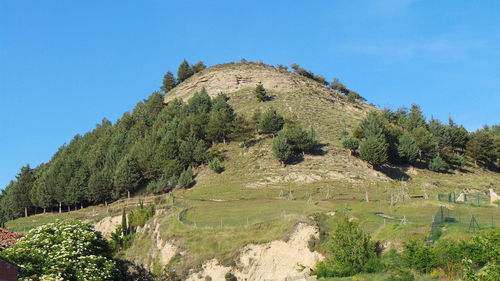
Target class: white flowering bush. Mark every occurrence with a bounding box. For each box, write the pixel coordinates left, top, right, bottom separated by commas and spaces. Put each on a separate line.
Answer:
0, 221, 123, 281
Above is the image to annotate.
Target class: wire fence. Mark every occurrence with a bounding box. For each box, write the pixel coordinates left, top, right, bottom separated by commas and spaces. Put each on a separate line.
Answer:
429, 206, 496, 240
438, 191, 497, 207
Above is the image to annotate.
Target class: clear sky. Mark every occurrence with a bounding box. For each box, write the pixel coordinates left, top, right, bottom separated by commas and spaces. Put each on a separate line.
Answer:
1, 0, 499, 188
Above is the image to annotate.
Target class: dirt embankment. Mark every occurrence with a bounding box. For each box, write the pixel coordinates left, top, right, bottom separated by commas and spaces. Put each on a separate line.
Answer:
187, 223, 324, 281
93, 215, 122, 238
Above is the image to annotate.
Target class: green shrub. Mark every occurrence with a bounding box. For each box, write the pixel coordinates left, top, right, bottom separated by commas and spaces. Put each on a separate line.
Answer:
0, 221, 123, 280
313, 216, 381, 277
385, 268, 415, 281
401, 239, 437, 273
208, 158, 224, 173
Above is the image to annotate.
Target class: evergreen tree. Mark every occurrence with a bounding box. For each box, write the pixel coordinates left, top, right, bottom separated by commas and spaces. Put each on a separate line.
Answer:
411, 127, 438, 161
177, 59, 194, 83
207, 109, 234, 144
448, 120, 469, 151
428, 154, 449, 172
405, 104, 426, 131
177, 167, 193, 188
160, 71, 176, 93
397, 134, 420, 164
358, 112, 388, 139
187, 88, 212, 115
254, 83, 268, 102
342, 136, 360, 155
13, 165, 35, 217
428, 118, 452, 148
467, 131, 497, 168
259, 107, 284, 135
113, 156, 142, 199
272, 135, 292, 166
191, 61, 206, 73
280, 125, 316, 155
359, 134, 388, 167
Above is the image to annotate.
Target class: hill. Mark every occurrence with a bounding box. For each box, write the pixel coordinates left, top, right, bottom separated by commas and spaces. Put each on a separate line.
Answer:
2, 61, 499, 280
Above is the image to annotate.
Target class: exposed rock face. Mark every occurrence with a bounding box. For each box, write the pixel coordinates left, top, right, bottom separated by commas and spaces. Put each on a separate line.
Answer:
93, 215, 122, 239
187, 223, 324, 281
165, 63, 333, 103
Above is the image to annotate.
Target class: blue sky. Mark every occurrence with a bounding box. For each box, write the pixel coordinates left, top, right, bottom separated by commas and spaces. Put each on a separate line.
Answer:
1, 0, 499, 188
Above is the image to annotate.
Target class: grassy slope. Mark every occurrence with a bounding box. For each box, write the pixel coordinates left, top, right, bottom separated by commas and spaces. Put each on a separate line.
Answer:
5, 63, 500, 275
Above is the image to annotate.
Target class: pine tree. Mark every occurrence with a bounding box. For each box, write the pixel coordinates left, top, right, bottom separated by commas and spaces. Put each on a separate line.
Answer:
258, 107, 284, 135
160, 71, 176, 93
405, 104, 426, 131
207, 109, 234, 144
342, 136, 360, 156
13, 165, 35, 217
177, 59, 194, 83
429, 154, 449, 172
177, 167, 193, 188
467, 131, 497, 168
113, 157, 142, 199
272, 135, 292, 167
397, 134, 420, 164
191, 61, 206, 73
254, 83, 268, 102
359, 134, 388, 167
412, 127, 438, 161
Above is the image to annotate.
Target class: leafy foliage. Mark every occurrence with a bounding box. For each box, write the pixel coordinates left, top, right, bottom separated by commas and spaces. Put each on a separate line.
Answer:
314, 216, 380, 277
0, 221, 123, 281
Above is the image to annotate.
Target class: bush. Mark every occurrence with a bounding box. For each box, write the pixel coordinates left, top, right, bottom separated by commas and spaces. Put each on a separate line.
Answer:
401, 239, 437, 273
224, 272, 237, 281
208, 158, 224, 173
385, 269, 415, 281
342, 136, 360, 155
314, 216, 380, 277
272, 135, 292, 166
0, 221, 123, 280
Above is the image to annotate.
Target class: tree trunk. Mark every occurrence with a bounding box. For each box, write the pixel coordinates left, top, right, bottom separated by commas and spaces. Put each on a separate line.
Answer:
68, 205, 70, 212
59, 202, 62, 213
43, 208, 46, 214
128, 191, 131, 199
24, 207, 28, 217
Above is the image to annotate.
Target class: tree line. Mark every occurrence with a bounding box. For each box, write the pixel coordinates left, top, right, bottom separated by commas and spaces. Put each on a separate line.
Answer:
342, 104, 500, 172
0, 84, 250, 224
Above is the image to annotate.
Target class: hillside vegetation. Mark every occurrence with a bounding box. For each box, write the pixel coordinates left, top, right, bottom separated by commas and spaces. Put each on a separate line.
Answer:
1, 60, 499, 280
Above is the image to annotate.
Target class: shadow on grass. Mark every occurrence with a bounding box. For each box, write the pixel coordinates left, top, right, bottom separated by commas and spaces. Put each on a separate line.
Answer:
375, 165, 411, 181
